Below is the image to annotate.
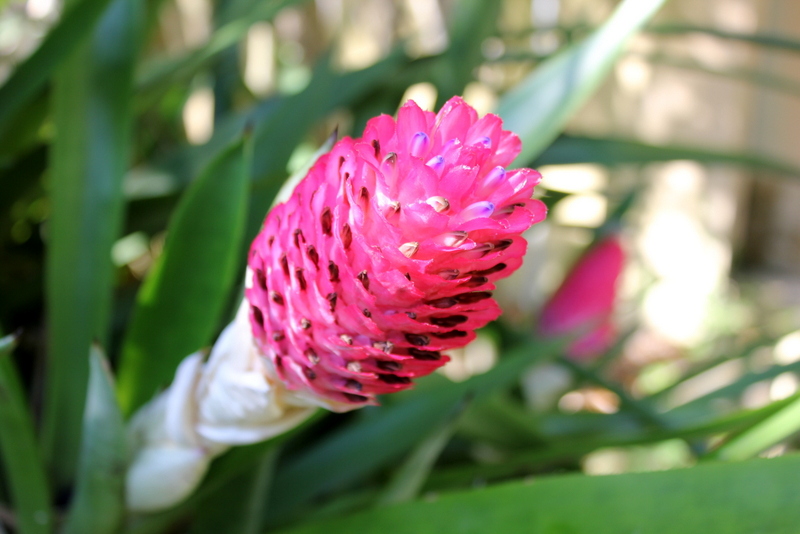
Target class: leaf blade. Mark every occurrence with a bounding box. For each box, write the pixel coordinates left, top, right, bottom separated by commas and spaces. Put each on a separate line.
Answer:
535, 134, 800, 177
62, 346, 127, 534
117, 137, 251, 415
41, 0, 144, 486
0, 334, 53, 534
277, 455, 800, 534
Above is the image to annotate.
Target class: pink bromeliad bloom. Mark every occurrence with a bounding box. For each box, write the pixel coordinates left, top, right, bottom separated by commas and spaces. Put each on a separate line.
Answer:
538, 235, 625, 360
245, 97, 546, 411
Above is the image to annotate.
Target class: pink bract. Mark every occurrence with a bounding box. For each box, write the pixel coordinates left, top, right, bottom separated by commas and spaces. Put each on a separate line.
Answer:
538, 235, 625, 360
246, 97, 546, 411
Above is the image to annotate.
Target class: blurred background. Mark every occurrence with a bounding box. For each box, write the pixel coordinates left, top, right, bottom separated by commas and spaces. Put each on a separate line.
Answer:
2, 0, 800, 529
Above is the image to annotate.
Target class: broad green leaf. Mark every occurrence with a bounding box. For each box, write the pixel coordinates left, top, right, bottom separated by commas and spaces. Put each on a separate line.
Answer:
648, 24, 800, 53
497, 0, 668, 164
377, 399, 467, 506
117, 137, 251, 415
0, 333, 53, 534
265, 339, 564, 527
41, 0, 144, 486
0, 0, 114, 137
63, 346, 127, 534
711, 394, 800, 462
534, 134, 800, 177
278, 455, 800, 534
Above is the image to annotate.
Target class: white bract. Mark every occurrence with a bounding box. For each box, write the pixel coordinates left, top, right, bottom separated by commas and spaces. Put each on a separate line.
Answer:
125, 300, 316, 512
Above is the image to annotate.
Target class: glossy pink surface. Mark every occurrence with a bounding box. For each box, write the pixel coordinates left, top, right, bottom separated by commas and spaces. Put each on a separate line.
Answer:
246, 97, 546, 409
539, 235, 625, 360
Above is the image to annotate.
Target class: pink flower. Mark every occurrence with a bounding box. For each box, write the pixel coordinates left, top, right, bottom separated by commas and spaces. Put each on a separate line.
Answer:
245, 97, 546, 411
538, 235, 625, 360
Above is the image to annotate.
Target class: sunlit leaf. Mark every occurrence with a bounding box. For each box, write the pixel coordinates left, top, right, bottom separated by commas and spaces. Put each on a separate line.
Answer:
498, 0, 668, 164
711, 394, 800, 462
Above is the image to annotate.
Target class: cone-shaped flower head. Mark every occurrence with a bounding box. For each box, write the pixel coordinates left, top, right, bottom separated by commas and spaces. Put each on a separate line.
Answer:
246, 97, 546, 410
538, 235, 625, 360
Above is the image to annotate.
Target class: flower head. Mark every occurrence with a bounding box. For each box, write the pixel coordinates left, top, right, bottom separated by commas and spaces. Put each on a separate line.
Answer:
538, 235, 625, 359
245, 97, 546, 410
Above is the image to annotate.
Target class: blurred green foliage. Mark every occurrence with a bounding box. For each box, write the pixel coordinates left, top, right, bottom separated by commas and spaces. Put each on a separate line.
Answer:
1, 0, 800, 532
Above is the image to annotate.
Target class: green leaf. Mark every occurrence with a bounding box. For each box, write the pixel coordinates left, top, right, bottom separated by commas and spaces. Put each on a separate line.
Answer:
0, 334, 53, 534
534, 134, 800, 177
189, 447, 279, 534
433, 0, 502, 106
41, 0, 144, 487
136, 0, 309, 100
0, 0, 114, 138
277, 455, 800, 534
146, 52, 405, 243
377, 398, 467, 506
711, 394, 800, 462
647, 24, 800, 53
497, 0, 668, 164
664, 359, 800, 426
426, 398, 798, 492
63, 345, 127, 534
117, 137, 251, 415
266, 339, 564, 527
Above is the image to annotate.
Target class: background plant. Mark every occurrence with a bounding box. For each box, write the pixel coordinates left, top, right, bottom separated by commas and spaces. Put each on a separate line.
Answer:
1, 0, 800, 532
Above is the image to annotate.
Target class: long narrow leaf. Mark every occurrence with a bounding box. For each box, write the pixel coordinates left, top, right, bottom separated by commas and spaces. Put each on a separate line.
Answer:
63, 346, 127, 534
711, 395, 800, 462
278, 455, 800, 534
427, 397, 798, 492
117, 137, 251, 415
377, 399, 467, 506
648, 24, 800, 53
41, 0, 144, 486
535, 134, 800, 177
497, 0, 668, 164
0, 334, 53, 534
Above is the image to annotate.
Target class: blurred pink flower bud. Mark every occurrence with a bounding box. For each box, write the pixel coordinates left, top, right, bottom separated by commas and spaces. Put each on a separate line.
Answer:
538, 235, 625, 360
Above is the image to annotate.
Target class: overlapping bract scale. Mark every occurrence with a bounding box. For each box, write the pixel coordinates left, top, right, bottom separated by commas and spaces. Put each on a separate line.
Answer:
246, 97, 546, 411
